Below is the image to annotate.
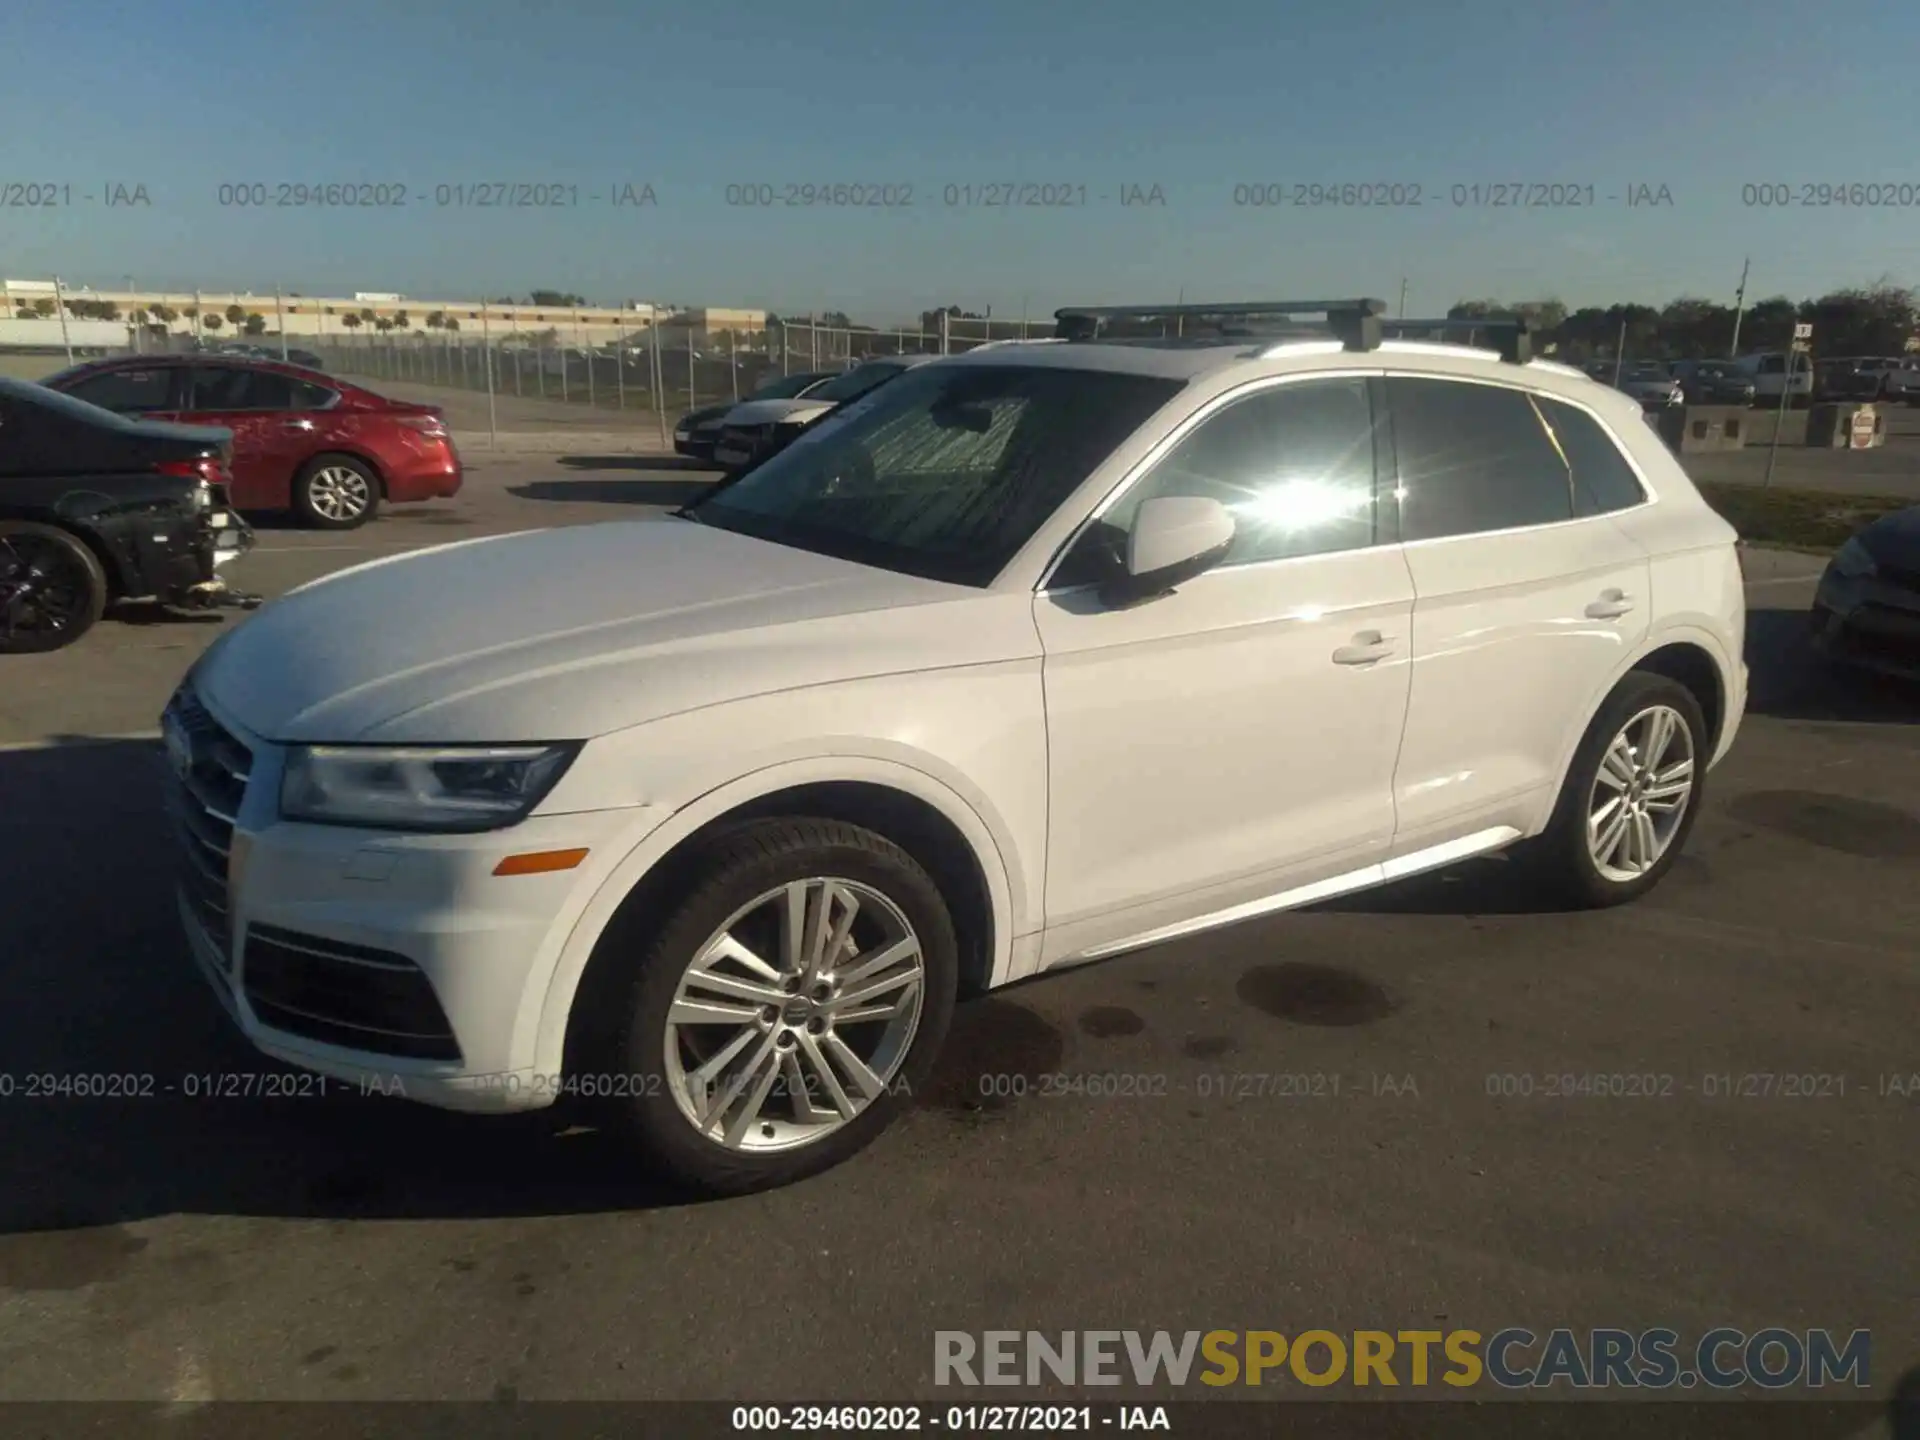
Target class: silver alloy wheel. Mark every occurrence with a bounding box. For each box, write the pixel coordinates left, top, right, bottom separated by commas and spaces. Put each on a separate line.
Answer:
662, 877, 926, 1153
306, 465, 372, 521
1586, 704, 1697, 883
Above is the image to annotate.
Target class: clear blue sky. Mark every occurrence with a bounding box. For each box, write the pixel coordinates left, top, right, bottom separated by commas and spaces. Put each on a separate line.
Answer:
3, 0, 1916, 323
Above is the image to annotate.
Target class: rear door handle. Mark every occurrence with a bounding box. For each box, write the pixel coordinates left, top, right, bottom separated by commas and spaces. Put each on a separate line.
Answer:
1332, 631, 1396, 666
1585, 590, 1635, 620
281, 419, 316, 431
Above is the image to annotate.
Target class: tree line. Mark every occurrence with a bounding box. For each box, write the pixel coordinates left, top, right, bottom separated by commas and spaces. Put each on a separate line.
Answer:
1445, 283, 1917, 360
773, 288, 1919, 361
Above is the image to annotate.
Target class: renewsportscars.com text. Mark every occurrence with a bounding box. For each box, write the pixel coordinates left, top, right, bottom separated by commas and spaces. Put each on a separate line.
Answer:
934, 1328, 1871, 1390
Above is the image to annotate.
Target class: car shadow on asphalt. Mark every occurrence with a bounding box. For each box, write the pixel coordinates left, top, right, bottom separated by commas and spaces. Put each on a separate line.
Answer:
0, 738, 691, 1236
508, 478, 715, 509
555, 455, 715, 473
1745, 606, 1918, 725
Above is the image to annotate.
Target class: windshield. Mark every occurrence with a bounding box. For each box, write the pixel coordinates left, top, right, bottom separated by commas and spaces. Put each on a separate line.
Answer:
685, 362, 1184, 586
808, 363, 907, 404
753, 370, 831, 399
0, 375, 139, 428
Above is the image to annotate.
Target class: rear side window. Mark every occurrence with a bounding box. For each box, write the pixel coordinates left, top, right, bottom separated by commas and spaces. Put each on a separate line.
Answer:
190, 366, 294, 410
291, 380, 336, 408
63, 367, 176, 414
1532, 397, 1647, 516
1386, 377, 1572, 541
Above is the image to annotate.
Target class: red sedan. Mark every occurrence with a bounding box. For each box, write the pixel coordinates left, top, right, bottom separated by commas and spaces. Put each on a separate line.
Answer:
42, 355, 462, 530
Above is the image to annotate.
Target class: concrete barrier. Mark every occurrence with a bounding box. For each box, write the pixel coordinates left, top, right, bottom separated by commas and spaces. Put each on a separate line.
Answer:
1654, 405, 1749, 454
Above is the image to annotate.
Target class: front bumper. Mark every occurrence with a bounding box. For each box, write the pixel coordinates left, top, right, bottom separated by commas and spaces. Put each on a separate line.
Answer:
163, 687, 662, 1112
1810, 567, 1920, 682
134, 504, 256, 603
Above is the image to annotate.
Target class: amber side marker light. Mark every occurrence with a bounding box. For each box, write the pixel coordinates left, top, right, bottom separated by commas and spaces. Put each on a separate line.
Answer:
493, 848, 590, 877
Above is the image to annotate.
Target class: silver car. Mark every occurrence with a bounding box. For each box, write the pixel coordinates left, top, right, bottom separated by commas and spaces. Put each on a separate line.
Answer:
1612, 362, 1684, 408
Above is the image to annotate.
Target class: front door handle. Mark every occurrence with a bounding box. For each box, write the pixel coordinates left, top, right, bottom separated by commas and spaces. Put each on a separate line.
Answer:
1332, 631, 1396, 666
281, 418, 316, 431
1585, 590, 1635, 620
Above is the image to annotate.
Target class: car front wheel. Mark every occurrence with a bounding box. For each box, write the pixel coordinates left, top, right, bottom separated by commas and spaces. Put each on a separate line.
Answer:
596, 818, 958, 1194
1524, 672, 1709, 908
293, 454, 381, 530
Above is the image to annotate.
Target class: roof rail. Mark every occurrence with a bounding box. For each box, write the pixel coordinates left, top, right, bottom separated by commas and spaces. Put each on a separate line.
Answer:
1381, 317, 1534, 365
1054, 299, 1387, 352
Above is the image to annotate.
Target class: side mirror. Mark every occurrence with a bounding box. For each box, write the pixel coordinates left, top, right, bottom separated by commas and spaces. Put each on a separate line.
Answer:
1099, 495, 1236, 607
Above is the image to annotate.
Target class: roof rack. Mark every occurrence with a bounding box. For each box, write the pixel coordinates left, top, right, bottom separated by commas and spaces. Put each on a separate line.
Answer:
1380, 317, 1534, 365
1054, 299, 1387, 352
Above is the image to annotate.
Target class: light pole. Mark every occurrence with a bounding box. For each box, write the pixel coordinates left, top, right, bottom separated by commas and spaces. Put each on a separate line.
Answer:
1728, 257, 1751, 357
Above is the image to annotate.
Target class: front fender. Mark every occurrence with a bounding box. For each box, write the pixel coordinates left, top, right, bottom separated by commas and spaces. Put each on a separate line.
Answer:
524, 752, 1023, 1080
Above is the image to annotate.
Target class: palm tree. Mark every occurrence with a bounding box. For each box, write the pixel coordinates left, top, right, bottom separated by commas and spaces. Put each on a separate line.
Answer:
341, 313, 362, 333
426, 311, 446, 330
244, 313, 266, 335
444, 317, 460, 332
225, 303, 245, 327
203, 313, 224, 332
393, 309, 410, 329
359, 308, 376, 326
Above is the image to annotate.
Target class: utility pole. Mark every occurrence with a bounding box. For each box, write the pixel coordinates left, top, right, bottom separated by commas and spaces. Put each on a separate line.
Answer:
1398, 278, 1409, 318
1728, 257, 1750, 357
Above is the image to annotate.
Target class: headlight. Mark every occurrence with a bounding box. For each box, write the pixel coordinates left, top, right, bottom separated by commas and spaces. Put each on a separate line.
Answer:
280, 743, 580, 832
1830, 536, 1878, 581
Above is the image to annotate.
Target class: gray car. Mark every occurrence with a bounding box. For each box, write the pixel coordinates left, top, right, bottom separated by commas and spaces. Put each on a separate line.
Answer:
1811, 507, 1920, 682
1669, 359, 1757, 406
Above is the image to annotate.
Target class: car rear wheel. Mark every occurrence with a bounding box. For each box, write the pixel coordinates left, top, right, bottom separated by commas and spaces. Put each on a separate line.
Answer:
593, 818, 958, 1195
0, 521, 109, 654
1522, 672, 1708, 909
293, 454, 381, 530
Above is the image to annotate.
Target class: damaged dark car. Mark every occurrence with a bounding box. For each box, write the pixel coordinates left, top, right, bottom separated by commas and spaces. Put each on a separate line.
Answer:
0, 375, 259, 654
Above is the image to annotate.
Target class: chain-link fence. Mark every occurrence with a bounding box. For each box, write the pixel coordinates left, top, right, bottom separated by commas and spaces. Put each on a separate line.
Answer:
0, 301, 1069, 441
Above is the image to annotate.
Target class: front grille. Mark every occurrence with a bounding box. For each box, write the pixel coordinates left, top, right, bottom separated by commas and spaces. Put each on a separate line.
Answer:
241, 923, 463, 1062
1843, 605, 1920, 662
1877, 563, 1920, 595
164, 685, 252, 964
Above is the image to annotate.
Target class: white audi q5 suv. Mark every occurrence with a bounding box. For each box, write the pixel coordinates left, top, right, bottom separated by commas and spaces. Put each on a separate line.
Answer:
163, 299, 1748, 1193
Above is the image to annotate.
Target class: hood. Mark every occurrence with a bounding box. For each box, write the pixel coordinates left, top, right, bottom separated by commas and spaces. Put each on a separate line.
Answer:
1861, 505, 1920, 562
197, 519, 991, 744
679, 404, 732, 430
723, 396, 835, 427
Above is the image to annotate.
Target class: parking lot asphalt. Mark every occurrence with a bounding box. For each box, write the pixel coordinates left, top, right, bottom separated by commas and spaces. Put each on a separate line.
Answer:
0, 459, 1916, 1409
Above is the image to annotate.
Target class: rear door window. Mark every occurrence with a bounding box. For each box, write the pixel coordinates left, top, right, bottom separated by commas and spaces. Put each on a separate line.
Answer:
189, 366, 295, 410
1386, 377, 1573, 540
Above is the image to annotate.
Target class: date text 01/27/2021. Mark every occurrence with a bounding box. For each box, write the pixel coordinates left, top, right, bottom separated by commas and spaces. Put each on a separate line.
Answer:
1229, 182, 1675, 208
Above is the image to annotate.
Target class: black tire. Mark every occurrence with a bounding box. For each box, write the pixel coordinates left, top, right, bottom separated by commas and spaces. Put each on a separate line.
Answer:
593, 817, 959, 1195
1522, 671, 1710, 909
292, 453, 381, 531
0, 521, 109, 654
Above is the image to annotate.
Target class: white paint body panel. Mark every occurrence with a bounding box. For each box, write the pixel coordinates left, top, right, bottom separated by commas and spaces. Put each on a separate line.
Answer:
1034, 546, 1414, 960
182, 341, 1748, 1109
